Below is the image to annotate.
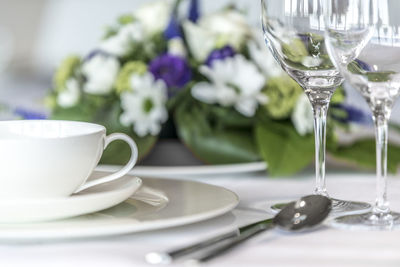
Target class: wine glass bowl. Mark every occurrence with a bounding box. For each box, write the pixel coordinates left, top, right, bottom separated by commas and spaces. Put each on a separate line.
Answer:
324, 0, 400, 229
261, 1, 343, 102
261, 0, 370, 214
325, 30, 400, 118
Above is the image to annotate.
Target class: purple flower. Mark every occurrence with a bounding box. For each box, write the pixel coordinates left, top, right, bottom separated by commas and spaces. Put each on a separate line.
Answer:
298, 33, 310, 44
189, 0, 200, 22
84, 49, 112, 62
354, 59, 372, 71
206, 46, 236, 66
332, 104, 372, 125
149, 54, 192, 89
164, 14, 182, 40
14, 108, 47, 120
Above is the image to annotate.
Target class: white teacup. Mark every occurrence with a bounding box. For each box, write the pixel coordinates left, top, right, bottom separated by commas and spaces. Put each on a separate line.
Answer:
0, 120, 138, 199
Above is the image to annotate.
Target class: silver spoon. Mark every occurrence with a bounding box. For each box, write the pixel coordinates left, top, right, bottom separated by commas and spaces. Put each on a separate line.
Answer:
146, 195, 331, 264
189, 195, 332, 263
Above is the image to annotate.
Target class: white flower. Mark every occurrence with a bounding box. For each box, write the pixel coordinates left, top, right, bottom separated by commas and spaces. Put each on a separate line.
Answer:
81, 54, 120, 95
191, 55, 267, 117
120, 73, 168, 137
99, 23, 144, 57
248, 29, 283, 78
57, 78, 80, 108
291, 94, 314, 136
133, 0, 172, 36
183, 9, 251, 62
200, 9, 251, 49
168, 37, 187, 58
182, 21, 217, 62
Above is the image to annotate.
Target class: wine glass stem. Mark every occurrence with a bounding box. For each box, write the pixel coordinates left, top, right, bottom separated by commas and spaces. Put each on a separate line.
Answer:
373, 115, 390, 214
312, 103, 329, 197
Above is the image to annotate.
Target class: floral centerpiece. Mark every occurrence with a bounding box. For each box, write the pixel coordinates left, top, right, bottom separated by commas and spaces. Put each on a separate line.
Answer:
46, 0, 400, 175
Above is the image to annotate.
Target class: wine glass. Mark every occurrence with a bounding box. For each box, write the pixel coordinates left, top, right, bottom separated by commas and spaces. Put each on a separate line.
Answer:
324, 0, 400, 229
261, 0, 370, 214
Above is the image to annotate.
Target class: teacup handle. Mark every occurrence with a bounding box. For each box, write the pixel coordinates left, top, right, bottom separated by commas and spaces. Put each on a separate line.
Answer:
74, 133, 138, 193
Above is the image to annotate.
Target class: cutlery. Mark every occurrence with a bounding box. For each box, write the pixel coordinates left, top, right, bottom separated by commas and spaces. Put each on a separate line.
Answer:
145, 195, 331, 264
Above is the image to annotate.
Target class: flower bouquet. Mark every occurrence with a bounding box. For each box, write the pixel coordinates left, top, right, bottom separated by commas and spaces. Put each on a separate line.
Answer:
46, 0, 400, 175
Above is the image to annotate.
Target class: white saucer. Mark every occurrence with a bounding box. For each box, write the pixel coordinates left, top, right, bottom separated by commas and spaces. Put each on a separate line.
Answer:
0, 174, 142, 223
99, 162, 267, 177
0, 172, 239, 240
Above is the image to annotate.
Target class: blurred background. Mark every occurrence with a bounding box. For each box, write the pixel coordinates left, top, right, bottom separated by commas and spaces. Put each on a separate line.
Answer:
0, 0, 390, 121
0, 0, 259, 115
2, 0, 400, 170
0, 0, 268, 165
0, 0, 399, 128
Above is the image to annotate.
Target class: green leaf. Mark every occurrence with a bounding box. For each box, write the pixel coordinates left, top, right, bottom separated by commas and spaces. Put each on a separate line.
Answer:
117, 14, 135, 25
51, 104, 93, 122
174, 97, 260, 164
207, 105, 254, 128
255, 120, 314, 176
331, 86, 346, 104
330, 139, 400, 173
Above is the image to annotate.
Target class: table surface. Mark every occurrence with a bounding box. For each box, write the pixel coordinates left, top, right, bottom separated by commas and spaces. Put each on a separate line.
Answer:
1, 169, 400, 267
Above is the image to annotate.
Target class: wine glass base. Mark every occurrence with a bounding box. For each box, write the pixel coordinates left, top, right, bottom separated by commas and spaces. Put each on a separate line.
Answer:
330, 211, 400, 230
270, 198, 371, 215
330, 198, 371, 215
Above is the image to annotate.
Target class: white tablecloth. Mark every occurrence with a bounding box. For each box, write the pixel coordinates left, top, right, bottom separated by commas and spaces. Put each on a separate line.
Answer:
1, 170, 400, 267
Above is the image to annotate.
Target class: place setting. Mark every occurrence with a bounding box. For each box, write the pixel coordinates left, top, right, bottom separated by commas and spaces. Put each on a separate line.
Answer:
2, 0, 400, 266
0, 120, 241, 241
153, 0, 400, 262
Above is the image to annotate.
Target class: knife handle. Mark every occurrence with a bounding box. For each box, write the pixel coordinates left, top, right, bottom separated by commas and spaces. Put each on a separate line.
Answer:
145, 230, 239, 264
187, 223, 273, 264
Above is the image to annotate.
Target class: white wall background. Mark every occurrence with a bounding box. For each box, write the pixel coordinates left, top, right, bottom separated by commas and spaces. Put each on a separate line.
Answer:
34, 0, 260, 71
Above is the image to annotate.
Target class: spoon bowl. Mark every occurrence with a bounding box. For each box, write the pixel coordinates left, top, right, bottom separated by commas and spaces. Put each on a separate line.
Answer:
274, 195, 332, 231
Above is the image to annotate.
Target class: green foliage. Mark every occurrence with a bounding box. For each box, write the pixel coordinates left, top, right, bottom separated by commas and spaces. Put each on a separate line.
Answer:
174, 95, 260, 164
53, 55, 81, 91
144, 33, 168, 59
263, 76, 303, 119
331, 86, 346, 104
255, 119, 314, 176
330, 139, 400, 173
103, 27, 119, 40
115, 61, 147, 93
328, 87, 348, 130
206, 105, 255, 128
118, 33, 167, 64
118, 14, 135, 25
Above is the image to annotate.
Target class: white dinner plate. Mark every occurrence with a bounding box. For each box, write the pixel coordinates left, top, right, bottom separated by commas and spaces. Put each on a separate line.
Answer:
0, 172, 239, 240
0, 175, 142, 223
98, 162, 267, 177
